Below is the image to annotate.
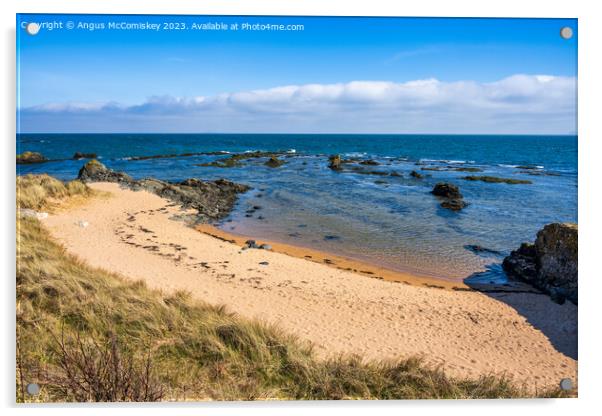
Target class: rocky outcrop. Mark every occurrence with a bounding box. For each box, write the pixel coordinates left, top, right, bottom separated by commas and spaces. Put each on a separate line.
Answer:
148, 178, 250, 221
431, 183, 467, 211
199, 151, 286, 168
410, 170, 423, 179
264, 156, 284, 168
359, 159, 380, 166
130, 151, 228, 161
432, 183, 462, 199
78, 159, 133, 183
17, 151, 47, 164
77, 160, 250, 222
503, 223, 577, 304
73, 152, 98, 160
464, 245, 502, 256
463, 175, 532, 185
328, 155, 342, 170
440, 199, 468, 211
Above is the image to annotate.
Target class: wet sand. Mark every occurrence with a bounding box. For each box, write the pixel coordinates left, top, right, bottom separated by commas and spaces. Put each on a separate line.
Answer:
196, 224, 467, 290
43, 182, 577, 391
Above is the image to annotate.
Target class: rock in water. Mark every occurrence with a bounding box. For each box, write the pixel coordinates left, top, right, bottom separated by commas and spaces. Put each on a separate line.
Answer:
464, 245, 502, 256
431, 182, 462, 199
502, 243, 538, 281
503, 223, 577, 304
536, 223, 578, 303
431, 183, 466, 211
264, 156, 284, 168
17, 151, 47, 164
440, 199, 468, 211
410, 170, 423, 179
328, 155, 342, 170
78, 159, 133, 183
359, 159, 380, 166
73, 152, 98, 159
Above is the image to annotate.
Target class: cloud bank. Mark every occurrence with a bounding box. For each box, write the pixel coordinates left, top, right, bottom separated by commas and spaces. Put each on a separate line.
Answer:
19, 74, 576, 134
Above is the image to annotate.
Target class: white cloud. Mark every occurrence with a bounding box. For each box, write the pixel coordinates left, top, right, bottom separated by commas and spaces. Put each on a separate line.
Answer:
20, 74, 577, 134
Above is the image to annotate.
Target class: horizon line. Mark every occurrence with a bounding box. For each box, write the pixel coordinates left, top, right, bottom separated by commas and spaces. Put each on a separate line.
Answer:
16, 132, 578, 136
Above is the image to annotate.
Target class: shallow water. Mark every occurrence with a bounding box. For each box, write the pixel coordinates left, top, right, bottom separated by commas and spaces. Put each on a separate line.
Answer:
17, 134, 577, 282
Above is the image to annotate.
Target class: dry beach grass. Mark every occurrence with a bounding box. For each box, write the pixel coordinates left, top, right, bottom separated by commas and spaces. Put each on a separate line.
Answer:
16, 175, 573, 401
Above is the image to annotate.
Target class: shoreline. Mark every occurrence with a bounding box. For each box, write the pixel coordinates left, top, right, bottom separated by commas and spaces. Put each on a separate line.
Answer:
196, 226, 546, 295
42, 182, 577, 390
196, 224, 468, 291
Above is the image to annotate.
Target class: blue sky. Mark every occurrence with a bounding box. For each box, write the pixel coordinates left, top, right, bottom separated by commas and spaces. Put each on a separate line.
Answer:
17, 14, 577, 134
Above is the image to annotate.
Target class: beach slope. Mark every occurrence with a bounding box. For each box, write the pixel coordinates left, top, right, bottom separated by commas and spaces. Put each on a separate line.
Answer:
43, 182, 577, 390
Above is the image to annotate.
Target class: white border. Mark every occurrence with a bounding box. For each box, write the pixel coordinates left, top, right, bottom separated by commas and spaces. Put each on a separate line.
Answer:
3, 1, 601, 415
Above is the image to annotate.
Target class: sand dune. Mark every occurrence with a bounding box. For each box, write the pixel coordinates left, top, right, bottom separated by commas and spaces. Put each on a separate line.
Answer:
44, 182, 577, 390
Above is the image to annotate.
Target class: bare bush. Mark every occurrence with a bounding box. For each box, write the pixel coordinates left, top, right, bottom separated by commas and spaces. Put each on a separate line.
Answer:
42, 327, 163, 402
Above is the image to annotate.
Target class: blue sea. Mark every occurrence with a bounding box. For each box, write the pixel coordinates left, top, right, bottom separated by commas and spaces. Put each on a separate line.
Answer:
17, 134, 578, 283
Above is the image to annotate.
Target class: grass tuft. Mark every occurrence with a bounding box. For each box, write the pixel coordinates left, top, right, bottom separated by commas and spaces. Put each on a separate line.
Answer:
17, 174, 92, 210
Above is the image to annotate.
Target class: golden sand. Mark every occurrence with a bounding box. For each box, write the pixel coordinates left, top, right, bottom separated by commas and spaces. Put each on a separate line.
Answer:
43, 182, 577, 390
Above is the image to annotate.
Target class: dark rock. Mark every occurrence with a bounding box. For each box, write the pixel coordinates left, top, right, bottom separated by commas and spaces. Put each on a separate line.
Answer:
245, 240, 260, 249
359, 159, 380, 166
199, 151, 286, 168
265, 156, 284, 168
152, 179, 249, 221
463, 175, 532, 185
536, 223, 578, 303
464, 245, 502, 256
440, 199, 467, 211
129, 151, 229, 161
328, 155, 342, 170
350, 166, 388, 176
324, 235, 341, 241
503, 245, 535, 273
431, 183, 467, 211
78, 160, 249, 222
503, 223, 577, 304
519, 170, 561, 177
410, 170, 423, 179
16, 151, 47, 164
259, 261, 269, 266
73, 152, 97, 160
78, 160, 133, 183
431, 182, 462, 199
390, 171, 402, 177
452, 167, 483, 172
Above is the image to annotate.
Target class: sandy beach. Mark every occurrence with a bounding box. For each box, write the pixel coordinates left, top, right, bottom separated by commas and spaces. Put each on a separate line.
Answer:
43, 182, 577, 390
